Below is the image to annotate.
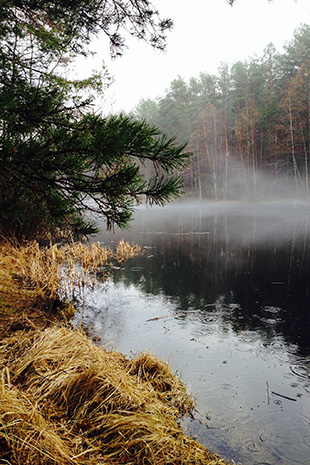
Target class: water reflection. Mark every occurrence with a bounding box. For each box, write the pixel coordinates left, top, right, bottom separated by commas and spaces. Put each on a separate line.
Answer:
102, 202, 310, 354
75, 202, 310, 465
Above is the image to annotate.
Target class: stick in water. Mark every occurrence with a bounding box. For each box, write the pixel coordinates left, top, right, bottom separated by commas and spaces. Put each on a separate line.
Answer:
271, 391, 297, 402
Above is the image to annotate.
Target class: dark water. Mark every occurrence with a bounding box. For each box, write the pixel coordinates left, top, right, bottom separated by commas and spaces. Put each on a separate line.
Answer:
74, 202, 310, 465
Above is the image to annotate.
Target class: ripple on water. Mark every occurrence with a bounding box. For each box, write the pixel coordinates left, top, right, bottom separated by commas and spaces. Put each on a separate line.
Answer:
236, 332, 261, 349
301, 435, 310, 448
262, 306, 281, 314
269, 340, 285, 350
244, 439, 259, 453
273, 399, 283, 405
238, 331, 260, 343
290, 364, 310, 379
289, 413, 310, 428
258, 409, 310, 461
254, 463, 273, 465
221, 383, 231, 390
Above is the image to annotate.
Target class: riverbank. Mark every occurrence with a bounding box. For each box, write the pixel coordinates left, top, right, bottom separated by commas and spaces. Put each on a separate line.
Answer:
0, 240, 230, 465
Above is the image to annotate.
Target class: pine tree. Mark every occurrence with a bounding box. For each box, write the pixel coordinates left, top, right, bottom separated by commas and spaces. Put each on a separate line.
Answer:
0, 1, 189, 239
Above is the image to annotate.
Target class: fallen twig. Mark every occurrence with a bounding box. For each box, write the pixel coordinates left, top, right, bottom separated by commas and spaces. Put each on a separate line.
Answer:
266, 381, 270, 404
271, 391, 297, 402
146, 314, 185, 322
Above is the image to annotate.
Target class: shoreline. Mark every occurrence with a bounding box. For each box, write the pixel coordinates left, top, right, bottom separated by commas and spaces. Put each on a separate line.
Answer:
0, 240, 231, 465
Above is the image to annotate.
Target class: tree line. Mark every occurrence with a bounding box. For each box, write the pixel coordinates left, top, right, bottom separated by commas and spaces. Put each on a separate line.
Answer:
134, 24, 310, 201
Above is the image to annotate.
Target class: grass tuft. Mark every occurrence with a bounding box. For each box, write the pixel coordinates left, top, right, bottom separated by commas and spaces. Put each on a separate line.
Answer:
0, 326, 230, 465
0, 239, 231, 464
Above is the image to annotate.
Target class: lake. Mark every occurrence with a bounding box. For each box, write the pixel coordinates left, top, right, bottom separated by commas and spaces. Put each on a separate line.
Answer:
73, 201, 310, 465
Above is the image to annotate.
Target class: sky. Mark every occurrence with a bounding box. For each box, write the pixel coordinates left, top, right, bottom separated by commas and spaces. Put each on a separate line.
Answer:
75, 0, 310, 114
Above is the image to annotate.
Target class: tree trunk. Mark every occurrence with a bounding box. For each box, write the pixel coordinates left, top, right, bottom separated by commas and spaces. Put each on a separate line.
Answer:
288, 92, 300, 197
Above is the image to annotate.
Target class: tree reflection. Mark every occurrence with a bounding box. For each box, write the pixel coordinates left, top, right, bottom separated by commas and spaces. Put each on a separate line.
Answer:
105, 204, 310, 354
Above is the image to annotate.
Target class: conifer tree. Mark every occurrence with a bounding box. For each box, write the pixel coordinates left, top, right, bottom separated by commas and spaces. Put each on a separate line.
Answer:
0, 1, 189, 239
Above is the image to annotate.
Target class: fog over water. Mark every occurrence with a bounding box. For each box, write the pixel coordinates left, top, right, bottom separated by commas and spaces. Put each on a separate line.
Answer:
74, 198, 310, 465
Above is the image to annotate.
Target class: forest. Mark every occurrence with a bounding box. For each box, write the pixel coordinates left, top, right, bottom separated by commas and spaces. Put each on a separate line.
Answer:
133, 24, 310, 201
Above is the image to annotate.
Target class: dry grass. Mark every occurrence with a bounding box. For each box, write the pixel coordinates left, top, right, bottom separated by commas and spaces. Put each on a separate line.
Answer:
0, 238, 140, 310
127, 352, 194, 416
0, 369, 73, 464
0, 240, 231, 464
0, 326, 229, 465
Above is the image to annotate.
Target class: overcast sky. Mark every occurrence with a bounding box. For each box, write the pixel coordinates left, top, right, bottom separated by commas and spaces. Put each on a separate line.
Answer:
76, 0, 310, 114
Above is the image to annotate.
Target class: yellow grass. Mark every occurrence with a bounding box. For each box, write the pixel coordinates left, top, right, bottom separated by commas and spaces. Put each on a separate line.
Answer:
0, 369, 73, 464
0, 240, 232, 464
0, 327, 229, 465
0, 238, 140, 310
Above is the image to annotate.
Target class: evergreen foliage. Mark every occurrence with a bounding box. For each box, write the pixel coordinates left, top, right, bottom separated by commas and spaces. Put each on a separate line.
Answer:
0, 0, 189, 239
134, 24, 310, 201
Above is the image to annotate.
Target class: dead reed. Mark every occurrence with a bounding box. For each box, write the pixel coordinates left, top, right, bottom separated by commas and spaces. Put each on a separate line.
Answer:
0, 368, 73, 464
0, 326, 230, 465
0, 240, 230, 464
0, 238, 140, 310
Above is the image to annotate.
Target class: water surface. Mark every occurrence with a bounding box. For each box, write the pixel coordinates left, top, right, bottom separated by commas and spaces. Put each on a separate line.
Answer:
74, 202, 310, 465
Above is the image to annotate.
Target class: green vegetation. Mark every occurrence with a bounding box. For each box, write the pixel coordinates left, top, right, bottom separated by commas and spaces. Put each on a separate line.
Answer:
134, 25, 310, 200
0, 0, 190, 241
0, 3, 234, 463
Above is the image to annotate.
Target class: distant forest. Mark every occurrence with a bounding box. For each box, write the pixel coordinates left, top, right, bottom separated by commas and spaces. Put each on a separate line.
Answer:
133, 24, 310, 201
